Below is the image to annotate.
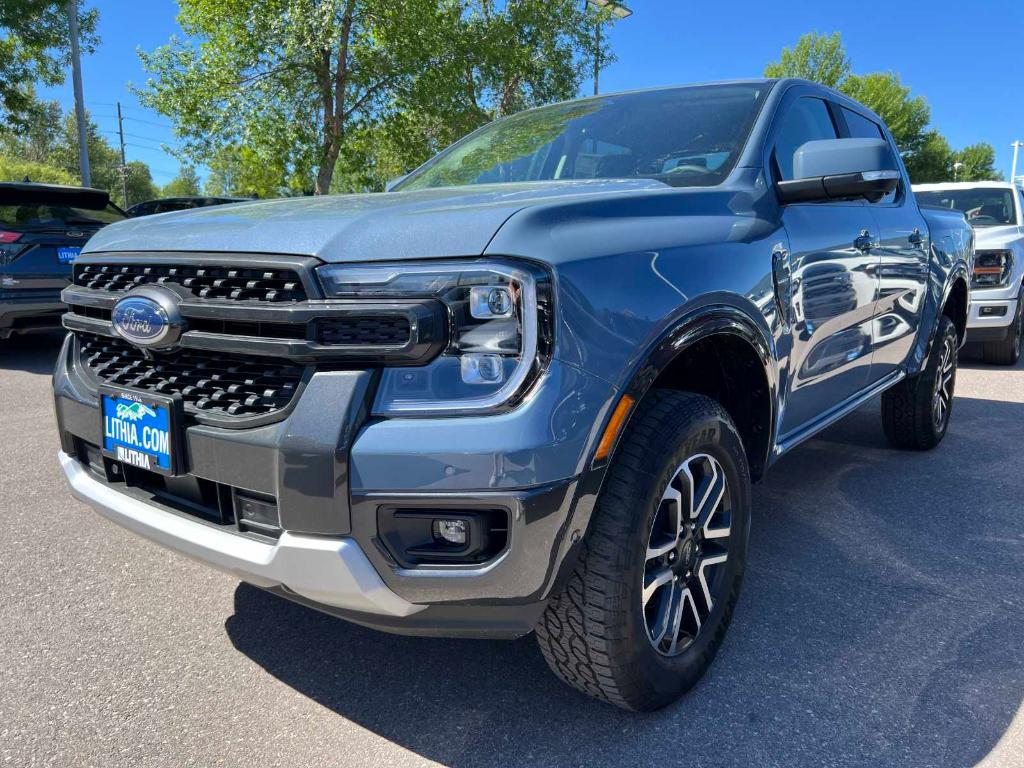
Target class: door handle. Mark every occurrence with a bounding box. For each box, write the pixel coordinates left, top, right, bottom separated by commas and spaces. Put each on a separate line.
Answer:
908, 227, 924, 247
854, 230, 876, 253
771, 245, 793, 328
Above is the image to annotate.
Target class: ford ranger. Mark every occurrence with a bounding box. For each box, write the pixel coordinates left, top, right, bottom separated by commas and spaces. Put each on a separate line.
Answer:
915, 181, 1023, 364
54, 79, 972, 711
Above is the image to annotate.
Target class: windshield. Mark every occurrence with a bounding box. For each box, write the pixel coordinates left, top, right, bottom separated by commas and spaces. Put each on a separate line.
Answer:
916, 188, 1018, 227
398, 83, 768, 191
0, 202, 126, 231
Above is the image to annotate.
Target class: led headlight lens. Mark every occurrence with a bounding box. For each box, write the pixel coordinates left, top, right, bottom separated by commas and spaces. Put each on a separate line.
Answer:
317, 259, 551, 414
973, 250, 1013, 288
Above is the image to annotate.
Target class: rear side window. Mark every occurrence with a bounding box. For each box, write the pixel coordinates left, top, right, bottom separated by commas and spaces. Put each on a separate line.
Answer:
773, 97, 838, 180
840, 106, 899, 204
841, 107, 884, 140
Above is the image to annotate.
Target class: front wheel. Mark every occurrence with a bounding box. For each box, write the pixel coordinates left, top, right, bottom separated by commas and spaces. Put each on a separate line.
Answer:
536, 391, 751, 711
881, 315, 958, 450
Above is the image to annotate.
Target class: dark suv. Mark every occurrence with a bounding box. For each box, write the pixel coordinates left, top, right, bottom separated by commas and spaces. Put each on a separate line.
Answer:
0, 183, 125, 340
54, 80, 972, 710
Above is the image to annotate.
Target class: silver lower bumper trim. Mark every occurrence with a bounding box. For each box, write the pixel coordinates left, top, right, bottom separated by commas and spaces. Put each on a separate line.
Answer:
58, 451, 423, 618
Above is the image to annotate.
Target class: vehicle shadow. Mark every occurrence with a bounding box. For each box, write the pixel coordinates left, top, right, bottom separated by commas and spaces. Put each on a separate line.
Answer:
0, 331, 65, 374
225, 396, 1024, 768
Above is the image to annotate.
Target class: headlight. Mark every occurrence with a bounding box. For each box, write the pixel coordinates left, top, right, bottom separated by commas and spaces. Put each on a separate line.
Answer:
973, 250, 1013, 288
317, 258, 552, 415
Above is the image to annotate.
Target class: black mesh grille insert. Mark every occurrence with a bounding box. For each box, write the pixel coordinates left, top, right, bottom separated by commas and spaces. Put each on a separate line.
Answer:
317, 316, 410, 346
78, 333, 305, 418
74, 263, 307, 302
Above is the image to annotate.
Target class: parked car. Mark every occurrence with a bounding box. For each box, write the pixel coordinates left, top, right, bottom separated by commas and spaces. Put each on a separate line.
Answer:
914, 181, 1024, 364
0, 182, 125, 340
54, 79, 972, 711
126, 196, 249, 217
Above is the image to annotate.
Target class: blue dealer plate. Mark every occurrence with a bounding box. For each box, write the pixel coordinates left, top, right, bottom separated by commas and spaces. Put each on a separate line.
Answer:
100, 387, 183, 475
57, 247, 81, 264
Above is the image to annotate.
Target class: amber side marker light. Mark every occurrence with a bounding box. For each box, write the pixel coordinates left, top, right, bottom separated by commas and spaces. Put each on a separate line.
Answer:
595, 394, 635, 461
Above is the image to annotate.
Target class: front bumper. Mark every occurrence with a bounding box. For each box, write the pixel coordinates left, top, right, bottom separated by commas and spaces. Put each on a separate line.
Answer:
60, 450, 422, 618
54, 333, 615, 636
966, 294, 1018, 343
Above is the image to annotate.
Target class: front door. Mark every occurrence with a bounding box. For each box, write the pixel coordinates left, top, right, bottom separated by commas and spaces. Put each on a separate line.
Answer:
770, 95, 880, 437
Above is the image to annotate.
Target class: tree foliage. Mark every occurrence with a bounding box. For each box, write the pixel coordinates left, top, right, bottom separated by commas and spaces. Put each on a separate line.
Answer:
0, 155, 76, 185
137, 0, 612, 194
0, 1, 98, 131
765, 32, 1000, 184
0, 94, 158, 204
162, 165, 202, 197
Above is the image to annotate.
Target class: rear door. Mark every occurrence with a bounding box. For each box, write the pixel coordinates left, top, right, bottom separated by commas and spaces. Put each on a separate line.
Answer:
837, 106, 929, 381
770, 93, 880, 437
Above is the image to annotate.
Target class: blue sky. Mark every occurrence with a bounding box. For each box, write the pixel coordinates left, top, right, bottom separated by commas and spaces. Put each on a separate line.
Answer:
40, 0, 1024, 188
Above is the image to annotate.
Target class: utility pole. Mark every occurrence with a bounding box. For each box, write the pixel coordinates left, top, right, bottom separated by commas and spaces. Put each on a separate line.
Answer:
67, 0, 91, 187
1012, 141, 1022, 185
586, 0, 632, 96
117, 102, 128, 207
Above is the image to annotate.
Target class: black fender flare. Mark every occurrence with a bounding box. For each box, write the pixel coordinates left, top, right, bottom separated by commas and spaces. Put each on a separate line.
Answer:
913, 266, 971, 376
542, 304, 778, 601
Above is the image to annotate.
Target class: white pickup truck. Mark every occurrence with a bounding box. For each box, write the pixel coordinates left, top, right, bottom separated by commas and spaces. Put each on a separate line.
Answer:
915, 182, 1024, 364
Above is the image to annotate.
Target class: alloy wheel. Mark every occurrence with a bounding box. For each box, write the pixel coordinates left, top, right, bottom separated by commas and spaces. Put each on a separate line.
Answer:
932, 334, 955, 429
642, 453, 732, 657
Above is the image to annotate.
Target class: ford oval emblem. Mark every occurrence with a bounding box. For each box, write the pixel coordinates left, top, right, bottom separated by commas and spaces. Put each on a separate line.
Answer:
112, 295, 176, 348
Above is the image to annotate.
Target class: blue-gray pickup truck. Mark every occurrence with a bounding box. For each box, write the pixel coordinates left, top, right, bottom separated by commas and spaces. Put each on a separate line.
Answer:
54, 79, 972, 710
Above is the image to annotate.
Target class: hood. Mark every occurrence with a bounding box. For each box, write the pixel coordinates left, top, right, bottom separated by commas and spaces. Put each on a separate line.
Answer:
972, 224, 1023, 251
84, 179, 665, 262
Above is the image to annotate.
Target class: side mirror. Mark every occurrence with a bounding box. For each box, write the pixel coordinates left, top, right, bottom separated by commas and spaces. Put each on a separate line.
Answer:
777, 138, 900, 204
384, 174, 408, 192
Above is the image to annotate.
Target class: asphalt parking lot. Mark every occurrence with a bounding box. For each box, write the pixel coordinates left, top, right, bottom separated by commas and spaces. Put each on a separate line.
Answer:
1, 332, 1021, 768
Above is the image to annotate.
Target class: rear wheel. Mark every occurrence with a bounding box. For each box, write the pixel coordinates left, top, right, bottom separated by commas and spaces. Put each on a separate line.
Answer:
536, 391, 751, 711
981, 292, 1022, 366
881, 315, 958, 450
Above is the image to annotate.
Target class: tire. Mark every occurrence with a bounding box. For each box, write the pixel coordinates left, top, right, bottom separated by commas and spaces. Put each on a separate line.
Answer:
981, 292, 1022, 366
536, 390, 751, 711
881, 315, 958, 450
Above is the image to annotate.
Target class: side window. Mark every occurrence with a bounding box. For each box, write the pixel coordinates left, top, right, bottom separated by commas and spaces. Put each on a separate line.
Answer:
840, 107, 884, 140
840, 106, 900, 204
1018, 190, 1024, 225
773, 97, 838, 181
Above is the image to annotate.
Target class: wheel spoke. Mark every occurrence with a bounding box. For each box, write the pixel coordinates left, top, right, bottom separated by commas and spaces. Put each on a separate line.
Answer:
693, 461, 725, 529
668, 589, 699, 655
697, 553, 728, 609
643, 566, 674, 608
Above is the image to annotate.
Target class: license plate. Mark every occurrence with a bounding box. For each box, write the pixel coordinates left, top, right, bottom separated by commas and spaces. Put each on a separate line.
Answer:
58, 247, 81, 264
99, 386, 184, 476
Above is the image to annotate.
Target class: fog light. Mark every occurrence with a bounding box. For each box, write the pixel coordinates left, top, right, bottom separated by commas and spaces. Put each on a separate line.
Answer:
433, 519, 468, 545
461, 353, 504, 384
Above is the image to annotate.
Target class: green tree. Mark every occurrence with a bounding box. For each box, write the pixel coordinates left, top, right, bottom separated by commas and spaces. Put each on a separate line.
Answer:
0, 89, 62, 163
0, 1, 98, 131
0, 155, 76, 184
764, 31, 851, 88
954, 143, 1003, 182
137, 0, 611, 195
162, 165, 201, 197
841, 72, 930, 159
124, 160, 157, 206
203, 144, 288, 198
905, 130, 953, 183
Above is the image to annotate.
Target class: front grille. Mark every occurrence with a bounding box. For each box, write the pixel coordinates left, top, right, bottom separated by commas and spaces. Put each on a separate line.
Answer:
317, 316, 410, 346
74, 263, 307, 302
78, 333, 305, 418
